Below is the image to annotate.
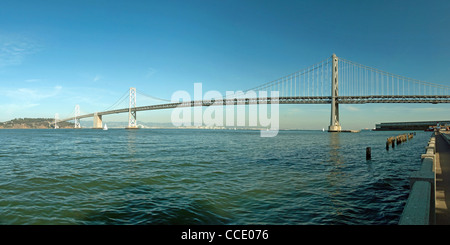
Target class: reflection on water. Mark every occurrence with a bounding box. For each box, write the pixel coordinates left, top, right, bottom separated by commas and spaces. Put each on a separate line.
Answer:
326, 132, 346, 220
328, 132, 342, 164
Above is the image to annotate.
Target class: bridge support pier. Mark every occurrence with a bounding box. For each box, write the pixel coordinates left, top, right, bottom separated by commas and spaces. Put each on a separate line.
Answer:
93, 112, 103, 129
328, 53, 341, 132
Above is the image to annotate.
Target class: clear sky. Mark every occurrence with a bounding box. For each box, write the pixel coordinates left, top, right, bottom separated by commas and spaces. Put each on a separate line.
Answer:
0, 0, 449, 129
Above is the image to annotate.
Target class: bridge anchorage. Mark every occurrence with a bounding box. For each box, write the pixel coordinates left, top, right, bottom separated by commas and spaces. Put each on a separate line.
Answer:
56, 53, 450, 131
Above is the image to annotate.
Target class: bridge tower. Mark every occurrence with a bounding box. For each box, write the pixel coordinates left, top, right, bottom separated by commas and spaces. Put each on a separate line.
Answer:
126, 87, 138, 129
328, 54, 341, 132
74, 104, 81, 128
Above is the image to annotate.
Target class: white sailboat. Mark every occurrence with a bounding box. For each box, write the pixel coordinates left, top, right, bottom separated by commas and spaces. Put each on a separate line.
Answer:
103, 124, 108, 130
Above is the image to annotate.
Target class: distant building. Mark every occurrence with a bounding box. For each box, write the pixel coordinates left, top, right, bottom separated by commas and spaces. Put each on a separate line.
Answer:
374, 120, 450, 131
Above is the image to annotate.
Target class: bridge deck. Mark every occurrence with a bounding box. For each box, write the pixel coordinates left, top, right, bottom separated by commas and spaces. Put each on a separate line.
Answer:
59, 95, 450, 123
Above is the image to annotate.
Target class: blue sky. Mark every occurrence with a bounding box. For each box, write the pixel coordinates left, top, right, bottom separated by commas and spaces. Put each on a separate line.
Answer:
0, 0, 449, 129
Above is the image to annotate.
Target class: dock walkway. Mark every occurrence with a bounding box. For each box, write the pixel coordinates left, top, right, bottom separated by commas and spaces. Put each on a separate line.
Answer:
436, 132, 450, 224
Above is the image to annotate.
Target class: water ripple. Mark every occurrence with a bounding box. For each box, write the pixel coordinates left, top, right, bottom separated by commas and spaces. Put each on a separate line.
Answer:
0, 129, 428, 224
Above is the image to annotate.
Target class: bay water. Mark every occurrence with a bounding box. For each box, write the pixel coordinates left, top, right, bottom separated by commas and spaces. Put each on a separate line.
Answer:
0, 129, 430, 225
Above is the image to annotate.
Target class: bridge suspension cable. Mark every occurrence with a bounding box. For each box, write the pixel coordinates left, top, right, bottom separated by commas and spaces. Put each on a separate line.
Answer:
136, 90, 172, 103
338, 57, 450, 96
100, 88, 173, 113
238, 56, 332, 98
102, 89, 130, 111
234, 55, 450, 98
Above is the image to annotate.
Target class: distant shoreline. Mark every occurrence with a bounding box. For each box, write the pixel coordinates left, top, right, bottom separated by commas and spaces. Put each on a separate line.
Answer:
0, 118, 74, 129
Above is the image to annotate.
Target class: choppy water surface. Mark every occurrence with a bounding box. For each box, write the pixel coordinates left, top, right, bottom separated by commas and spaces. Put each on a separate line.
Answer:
0, 129, 430, 225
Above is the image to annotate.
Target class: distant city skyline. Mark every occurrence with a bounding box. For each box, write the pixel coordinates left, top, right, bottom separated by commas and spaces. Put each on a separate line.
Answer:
1, 0, 449, 129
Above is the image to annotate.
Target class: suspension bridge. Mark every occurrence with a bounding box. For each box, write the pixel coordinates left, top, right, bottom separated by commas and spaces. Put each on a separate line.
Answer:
55, 54, 450, 132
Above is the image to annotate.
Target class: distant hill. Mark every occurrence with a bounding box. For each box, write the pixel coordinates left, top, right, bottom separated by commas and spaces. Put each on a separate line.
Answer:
0, 118, 74, 129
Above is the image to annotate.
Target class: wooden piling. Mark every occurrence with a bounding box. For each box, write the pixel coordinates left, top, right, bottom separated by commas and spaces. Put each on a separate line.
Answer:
386, 133, 415, 150
366, 147, 371, 160
386, 137, 394, 150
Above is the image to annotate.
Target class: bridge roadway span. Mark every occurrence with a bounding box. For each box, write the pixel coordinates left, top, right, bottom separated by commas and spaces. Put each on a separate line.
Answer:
60, 95, 450, 122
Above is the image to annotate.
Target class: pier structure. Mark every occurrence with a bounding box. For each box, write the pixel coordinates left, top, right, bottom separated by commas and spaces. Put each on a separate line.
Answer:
400, 129, 450, 225
435, 131, 450, 224
375, 120, 450, 131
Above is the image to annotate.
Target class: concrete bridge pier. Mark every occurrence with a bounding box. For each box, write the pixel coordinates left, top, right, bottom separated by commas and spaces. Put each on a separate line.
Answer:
93, 112, 103, 129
